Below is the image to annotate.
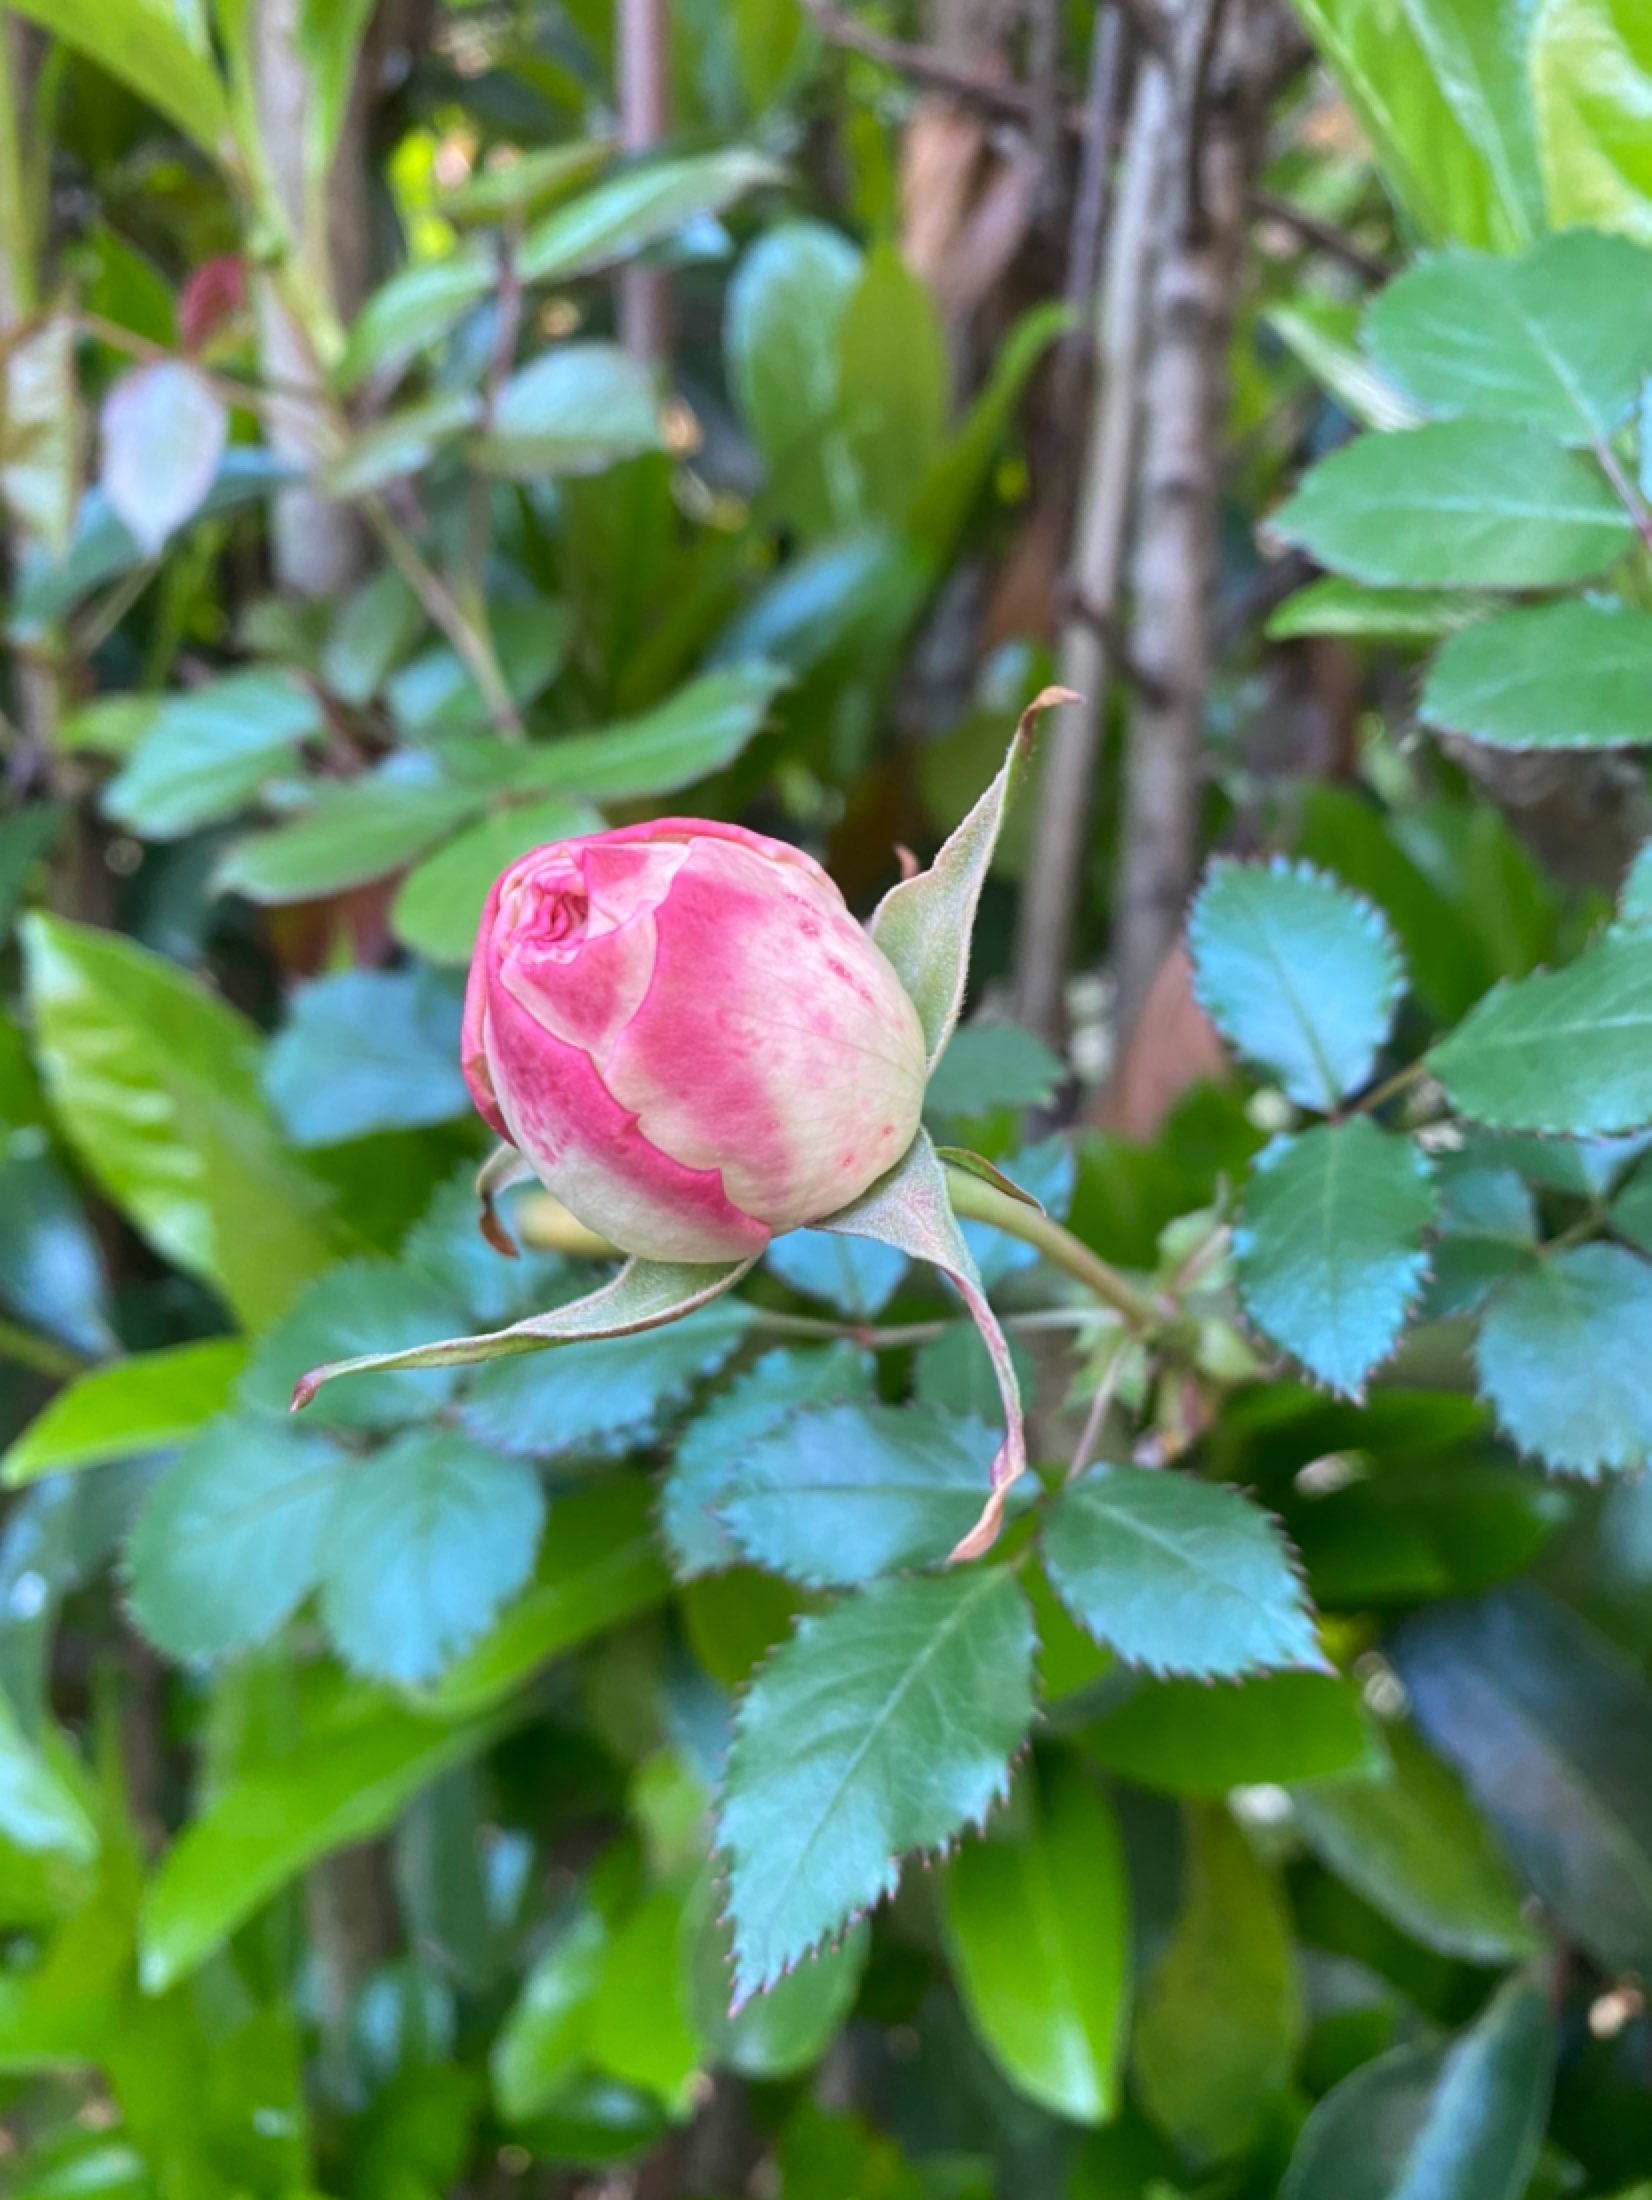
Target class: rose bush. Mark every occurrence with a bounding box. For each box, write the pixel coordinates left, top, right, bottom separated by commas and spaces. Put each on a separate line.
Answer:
462, 819, 929, 1261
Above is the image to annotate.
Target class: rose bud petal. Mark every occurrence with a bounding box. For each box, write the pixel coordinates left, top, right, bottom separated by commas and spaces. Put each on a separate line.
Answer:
462, 821, 929, 1262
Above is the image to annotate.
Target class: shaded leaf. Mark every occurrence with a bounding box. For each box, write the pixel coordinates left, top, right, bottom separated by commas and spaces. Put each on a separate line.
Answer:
0, 1695, 96, 1862
264, 968, 468, 1147
4, 0, 230, 155
99, 361, 226, 556
216, 775, 474, 904
1421, 1159, 1538, 1319
692, 1894, 868, 2081
103, 669, 323, 840
518, 148, 780, 286
1476, 1243, 1652, 1473
1265, 577, 1485, 642
3, 1338, 245, 1488
718, 1569, 1036, 2002
1189, 859, 1404, 1110
496, 663, 789, 803
475, 346, 661, 478
764, 1229, 905, 1317
1422, 600, 1652, 751
838, 242, 948, 527
1079, 1672, 1378, 1795
727, 219, 863, 540
1237, 1123, 1436, 1397
1043, 1465, 1324, 1680
925, 1022, 1065, 1116
319, 388, 481, 498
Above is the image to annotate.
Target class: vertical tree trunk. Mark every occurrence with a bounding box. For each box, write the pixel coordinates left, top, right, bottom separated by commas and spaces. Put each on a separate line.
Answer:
617, 0, 670, 366
252, 0, 371, 597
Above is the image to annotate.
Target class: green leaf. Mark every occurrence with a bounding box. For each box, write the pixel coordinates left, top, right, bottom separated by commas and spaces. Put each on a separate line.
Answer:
722, 1402, 1005, 1588
242, 1261, 469, 1434
1267, 298, 1424, 432
441, 139, 612, 225
475, 345, 661, 478
763, 1229, 906, 1316
1043, 1466, 1324, 1680
1079, 1672, 1379, 1795
1476, 1243, 1652, 1474
1620, 841, 1652, 930
321, 567, 424, 705
1189, 860, 1404, 1110
320, 387, 481, 497
1422, 600, 1652, 751
125, 1416, 348, 1660
1394, 1589, 1652, 1976
661, 1344, 874, 1578
0, 1150, 113, 1356
0, 1695, 96, 1862
319, 1427, 545, 1685
1365, 232, 1652, 441
99, 360, 227, 556
905, 300, 1067, 560
102, 669, 324, 840
718, 1569, 1036, 2003
390, 797, 602, 964
518, 148, 780, 286
692, 1894, 868, 2081
264, 968, 468, 1146
3, 0, 230, 159
1272, 421, 1633, 588
459, 1303, 751, 1459
1612, 1153, 1652, 1251
941, 1758, 1128, 2125
338, 248, 495, 388
2, 1338, 246, 1488
1265, 577, 1485, 642
1132, 1806, 1300, 2165
1237, 1123, 1436, 1398
0, 318, 78, 558
1293, 1719, 1540, 1963
497, 663, 789, 803
726, 219, 864, 541
20, 915, 341, 1329
493, 1902, 609, 2121
925, 1022, 1065, 1116
215, 775, 474, 904
1420, 1159, 1537, 1318
873, 690, 1074, 1070
587, 1882, 703, 2112
838, 242, 948, 528
138, 1682, 510, 1991
1530, 0, 1652, 244
1429, 929, 1652, 1134
1281, 1974, 1553, 2200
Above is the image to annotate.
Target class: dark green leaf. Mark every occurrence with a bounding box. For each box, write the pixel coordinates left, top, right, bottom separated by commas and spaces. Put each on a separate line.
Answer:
692, 1894, 868, 2080
1237, 1122, 1436, 1397
125, 1416, 348, 1660
20, 915, 341, 1328
264, 968, 468, 1146
1133, 1805, 1300, 2164
941, 1758, 1128, 2124
319, 1427, 546, 1684
0, 1150, 115, 1355
722, 1402, 1003, 1586
726, 219, 863, 541
1281, 1974, 1553, 2200
1364, 233, 1652, 441
492, 1902, 608, 2121
763, 1229, 905, 1316
102, 669, 323, 840
1476, 1243, 1652, 1473
1045, 1466, 1322, 1679
1431, 931, 1652, 1135
0, 802, 66, 944
662, 1344, 875, 1577
1293, 1720, 1540, 1962
1078, 1672, 1378, 1795
1189, 859, 1404, 1110
2, 1338, 245, 1487
1421, 1159, 1538, 1319
1422, 600, 1652, 750
475, 346, 661, 478
1394, 1589, 1652, 1976
718, 1569, 1036, 2001
1272, 422, 1632, 588
390, 797, 602, 964
321, 567, 424, 705
838, 242, 948, 528
0, 1695, 96, 1862
242, 1262, 469, 1434
1612, 1154, 1652, 1252
460, 1302, 751, 1459
215, 776, 475, 904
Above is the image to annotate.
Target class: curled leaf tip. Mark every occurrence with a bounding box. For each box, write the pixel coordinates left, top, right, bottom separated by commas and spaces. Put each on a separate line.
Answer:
948, 1484, 1008, 1563
1016, 684, 1082, 745
290, 1369, 322, 1413
477, 1201, 519, 1259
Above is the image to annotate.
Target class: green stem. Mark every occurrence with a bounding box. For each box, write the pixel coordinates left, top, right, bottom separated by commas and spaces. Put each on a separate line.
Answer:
942, 1162, 1160, 1330
362, 499, 524, 741
0, 25, 36, 322
0, 1312, 86, 1382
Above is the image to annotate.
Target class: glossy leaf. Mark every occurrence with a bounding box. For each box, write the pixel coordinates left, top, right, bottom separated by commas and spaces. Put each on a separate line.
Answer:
692, 1896, 869, 2080
517, 148, 780, 285
1189, 859, 1404, 1110
1365, 233, 1652, 440
1476, 1243, 1652, 1473
475, 346, 661, 478
319, 1427, 546, 1685
99, 361, 227, 556
1422, 600, 1652, 750
492, 1903, 608, 2121
215, 776, 473, 904
1429, 930, 1652, 1134
0, 1695, 97, 1862
727, 219, 864, 540
1043, 1465, 1324, 1680
1133, 1806, 1301, 2164
941, 1759, 1128, 2124
838, 242, 948, 527
722, 1402, 1003, 1587
500, 663, 789, 803
1620, 841, 1652, 930
1293, 1720, 1541, 1962
1272, 421, 1633, 588
125, 1417, 348, 1660
1394, 1589, 1652, 1976
20, 915, 340, 1328
1266, 577, 1486, 642
102, 669, 323, 839
718, 1569, 1036, 2002
1281, 1974, 1553, 2200
4, 0, 231, 155
264, 968, 468, 1146
1079, 1672, 1379, 1795
1236, 1123, 1436, 1397
2, 1338, 245, 1488
1530, 0, 1652, 242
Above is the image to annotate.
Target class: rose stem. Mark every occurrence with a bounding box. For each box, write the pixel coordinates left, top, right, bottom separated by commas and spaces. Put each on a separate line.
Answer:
941, 1162, 1160, 1332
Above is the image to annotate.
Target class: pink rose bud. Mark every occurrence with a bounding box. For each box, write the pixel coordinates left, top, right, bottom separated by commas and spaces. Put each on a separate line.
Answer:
463, 821, 928, 1262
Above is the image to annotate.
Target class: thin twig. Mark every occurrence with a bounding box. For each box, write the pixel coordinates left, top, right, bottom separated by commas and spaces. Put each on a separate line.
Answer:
1250, 188, 1391, 283
362, 497, 524, 740
1053, 3, 1126, 429
1066, 1344, 1129, 1483
1350, 1058, 1426, 1118
0, 1312, 87, 1381
1594, 436, 1652, 554
803, 0, 1086, 123
1182, 0, 1232, 241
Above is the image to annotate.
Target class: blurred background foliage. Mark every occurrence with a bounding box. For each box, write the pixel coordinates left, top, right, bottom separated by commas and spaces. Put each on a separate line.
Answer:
2, 0, 1652, 2196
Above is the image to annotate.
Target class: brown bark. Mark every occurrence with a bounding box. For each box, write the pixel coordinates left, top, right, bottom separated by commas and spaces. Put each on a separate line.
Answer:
617, 0, 671, 365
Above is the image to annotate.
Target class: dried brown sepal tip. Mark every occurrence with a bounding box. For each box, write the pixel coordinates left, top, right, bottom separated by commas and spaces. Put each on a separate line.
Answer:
894, 843, 921, 883
475, 1143, 527, 1259
1014, 684, 1082, 752
477, 1197, 519, 1259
